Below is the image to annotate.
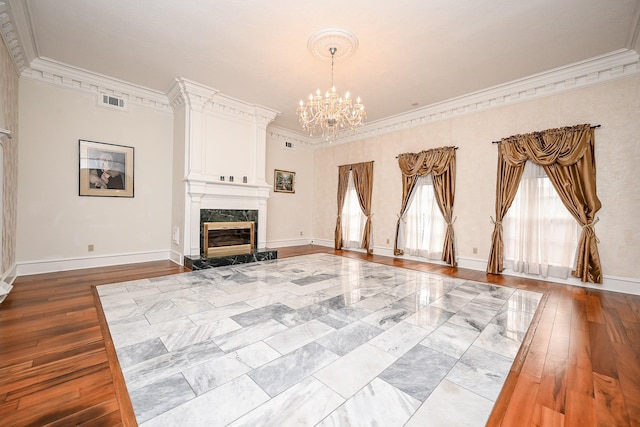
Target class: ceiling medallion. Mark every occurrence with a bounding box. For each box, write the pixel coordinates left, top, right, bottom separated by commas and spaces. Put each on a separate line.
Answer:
297, 29, 366, 142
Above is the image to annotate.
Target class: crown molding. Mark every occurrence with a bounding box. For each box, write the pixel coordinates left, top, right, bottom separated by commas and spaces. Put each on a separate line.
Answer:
2, 0, 638, 144
168, 77, 279, 124
21, 57, 172, 112
167, 77, 220, 111
3, 0, 169, 108
309, 48, 640, 148
0, 0, 30, 74
268, 125, 316, 148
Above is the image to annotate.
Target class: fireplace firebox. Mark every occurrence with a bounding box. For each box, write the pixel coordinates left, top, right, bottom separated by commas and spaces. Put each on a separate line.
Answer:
203, 221, 255, 257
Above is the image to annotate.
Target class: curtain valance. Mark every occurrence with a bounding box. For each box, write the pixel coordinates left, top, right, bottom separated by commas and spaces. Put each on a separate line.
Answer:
499, 123, 592, 167
397, 146, 455, 177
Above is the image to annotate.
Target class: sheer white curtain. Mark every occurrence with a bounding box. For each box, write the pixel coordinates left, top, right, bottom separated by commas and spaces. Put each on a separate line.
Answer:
403, 174, 446, 259
503, 161, 580, 279
341, 170, 366, 249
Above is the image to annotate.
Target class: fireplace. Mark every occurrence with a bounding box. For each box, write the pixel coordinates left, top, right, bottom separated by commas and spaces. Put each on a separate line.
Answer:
203, 221, 255, 257
184, 208, 277, 270
199, 209, 259, 256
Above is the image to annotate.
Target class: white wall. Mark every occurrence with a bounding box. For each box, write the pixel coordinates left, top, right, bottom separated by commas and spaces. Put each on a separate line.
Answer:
313, 75, 640, 292
266, 135, 314, 247
17, 79, 174, 272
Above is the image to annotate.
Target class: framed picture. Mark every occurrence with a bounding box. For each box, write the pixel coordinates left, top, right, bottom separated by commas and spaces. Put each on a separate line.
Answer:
274, 169, 295, 193
79, 140, 134, 197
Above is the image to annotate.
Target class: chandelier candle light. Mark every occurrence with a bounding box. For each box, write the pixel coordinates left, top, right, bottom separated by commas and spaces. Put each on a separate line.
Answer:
297, 45, 366, 141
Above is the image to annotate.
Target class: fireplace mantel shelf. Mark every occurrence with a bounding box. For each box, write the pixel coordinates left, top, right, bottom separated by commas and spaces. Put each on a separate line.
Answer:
186, 178, 271, 200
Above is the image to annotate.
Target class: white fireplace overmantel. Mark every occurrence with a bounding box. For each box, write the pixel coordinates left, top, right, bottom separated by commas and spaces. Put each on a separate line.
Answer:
171, 76, 279, 259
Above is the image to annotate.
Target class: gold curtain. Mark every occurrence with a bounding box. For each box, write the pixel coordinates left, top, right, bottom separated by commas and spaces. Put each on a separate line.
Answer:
394, 147, 457, 266
487, 124, 602, 283
334, 165, 351, 249
351, 161, 374, 254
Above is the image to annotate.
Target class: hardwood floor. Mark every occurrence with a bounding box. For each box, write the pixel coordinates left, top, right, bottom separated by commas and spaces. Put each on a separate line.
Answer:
0, 261, 187, 426
1, 246, 639, 426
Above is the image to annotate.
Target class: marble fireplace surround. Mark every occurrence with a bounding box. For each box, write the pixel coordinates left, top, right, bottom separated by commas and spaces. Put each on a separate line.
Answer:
200, 209, 259, 257
184, 207, 277, 270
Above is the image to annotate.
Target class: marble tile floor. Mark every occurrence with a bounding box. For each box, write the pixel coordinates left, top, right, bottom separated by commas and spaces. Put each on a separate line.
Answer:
97, 253, 543, 426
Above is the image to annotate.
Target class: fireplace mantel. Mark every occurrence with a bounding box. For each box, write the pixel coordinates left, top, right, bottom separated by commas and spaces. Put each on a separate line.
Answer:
185, 177, 270, 257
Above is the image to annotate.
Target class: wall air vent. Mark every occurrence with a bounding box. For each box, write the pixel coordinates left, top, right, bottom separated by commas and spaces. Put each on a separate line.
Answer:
98, 94, 127, 111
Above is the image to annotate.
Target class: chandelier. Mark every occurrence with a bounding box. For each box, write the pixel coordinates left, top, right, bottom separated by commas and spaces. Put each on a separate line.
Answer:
297, 46, 366, 141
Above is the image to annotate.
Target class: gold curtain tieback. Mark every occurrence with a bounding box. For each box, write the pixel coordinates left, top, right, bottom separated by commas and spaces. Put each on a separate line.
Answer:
397, 212, 407, 224
447, 216, 457, 226
490, 216, 502, 226
583, 217, 600, 243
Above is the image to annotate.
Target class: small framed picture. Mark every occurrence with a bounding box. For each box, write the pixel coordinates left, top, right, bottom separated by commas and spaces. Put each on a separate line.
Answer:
274, 169, 295, 193
79, 140, 134, 197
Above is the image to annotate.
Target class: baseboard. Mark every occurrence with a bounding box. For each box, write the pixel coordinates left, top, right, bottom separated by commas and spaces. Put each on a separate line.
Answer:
169, 250, 183, 266
456, 256, 489, 271
310, 238, 334, 248
267, 238, 314, 248
16, 250, 172, 276
311, 240, 640, 296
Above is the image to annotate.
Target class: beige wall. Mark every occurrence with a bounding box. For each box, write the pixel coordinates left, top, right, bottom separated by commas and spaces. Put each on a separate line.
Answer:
17, 79, 174, 266
266, 135, 314, 246
313, 75, 640, 281
0, 36, 19, 278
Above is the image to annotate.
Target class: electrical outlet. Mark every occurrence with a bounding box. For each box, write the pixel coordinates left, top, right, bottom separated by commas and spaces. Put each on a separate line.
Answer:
88, 244, 94, 252
172, 227, 180, 244
300, 231, 303, 236
473, 247, 478, 254
386, 238, 390, 244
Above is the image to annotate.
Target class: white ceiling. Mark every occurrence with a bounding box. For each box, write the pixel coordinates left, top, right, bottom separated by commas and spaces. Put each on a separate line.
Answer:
8, 0, 640, 135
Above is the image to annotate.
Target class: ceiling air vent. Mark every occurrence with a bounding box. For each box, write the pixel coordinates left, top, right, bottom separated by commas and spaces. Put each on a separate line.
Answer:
98, 94, 127, 111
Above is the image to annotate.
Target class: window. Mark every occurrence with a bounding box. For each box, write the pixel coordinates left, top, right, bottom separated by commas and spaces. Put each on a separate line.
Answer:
503, 161, 580, 279
403, 174, 446, 259
341, 170, 366, 248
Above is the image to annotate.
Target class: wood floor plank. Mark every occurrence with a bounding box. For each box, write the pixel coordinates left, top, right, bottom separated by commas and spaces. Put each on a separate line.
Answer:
567, 326, 594, 397
586, 293, 605, 323
593, 372, 631, 426
535, 403, 566, 427
537, 353, 568, 413
604, 309, 632, 345
612, 341, 640, 425
547, 310, 572, 359
589, 320, 620, 379
498, 372, 539, 426
565, 389, 597, 426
